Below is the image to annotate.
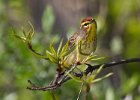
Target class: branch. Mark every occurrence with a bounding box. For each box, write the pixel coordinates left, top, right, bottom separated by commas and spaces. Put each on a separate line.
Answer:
59, 58, 140, 85
84, 58, 140, 75
27, 58, 140, 91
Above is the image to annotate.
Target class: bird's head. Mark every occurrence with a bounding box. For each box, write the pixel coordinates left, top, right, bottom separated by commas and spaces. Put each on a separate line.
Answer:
80, 17, 97, 33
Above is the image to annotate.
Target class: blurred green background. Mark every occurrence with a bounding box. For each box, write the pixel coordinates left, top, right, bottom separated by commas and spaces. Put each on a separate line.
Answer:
0, 0, 140, 100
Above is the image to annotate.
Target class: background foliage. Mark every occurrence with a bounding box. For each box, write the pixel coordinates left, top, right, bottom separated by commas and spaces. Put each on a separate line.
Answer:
0, 0, 140, 100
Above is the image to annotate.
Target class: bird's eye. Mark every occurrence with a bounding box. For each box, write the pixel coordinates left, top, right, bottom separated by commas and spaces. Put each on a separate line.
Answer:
84, 23, 88, 26
83, 23, 89, 28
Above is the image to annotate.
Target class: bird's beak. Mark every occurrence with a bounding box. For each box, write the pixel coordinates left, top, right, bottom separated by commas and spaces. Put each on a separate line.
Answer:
90, 19, 96, 24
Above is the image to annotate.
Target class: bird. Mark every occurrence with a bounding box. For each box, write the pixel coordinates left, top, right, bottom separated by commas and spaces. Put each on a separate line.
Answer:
63, 17, 97, 70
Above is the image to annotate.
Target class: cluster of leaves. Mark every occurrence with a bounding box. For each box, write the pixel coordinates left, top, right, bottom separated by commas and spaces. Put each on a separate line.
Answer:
13, 22, 75, 62
46, 40, 75, 65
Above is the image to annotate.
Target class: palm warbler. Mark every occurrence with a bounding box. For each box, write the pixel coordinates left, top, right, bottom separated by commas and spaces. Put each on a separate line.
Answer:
63, 17, 97, 69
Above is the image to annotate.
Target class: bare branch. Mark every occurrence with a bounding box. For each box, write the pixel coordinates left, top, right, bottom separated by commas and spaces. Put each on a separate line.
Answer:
84, 58, 140, 75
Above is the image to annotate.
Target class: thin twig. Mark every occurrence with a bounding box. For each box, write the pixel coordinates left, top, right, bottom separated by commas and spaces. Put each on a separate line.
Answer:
27, 43, 48, 60
84, 58, 140, 75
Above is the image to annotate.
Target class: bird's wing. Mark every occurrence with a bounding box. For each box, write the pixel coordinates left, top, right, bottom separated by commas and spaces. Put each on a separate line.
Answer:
68, 31, 79, 49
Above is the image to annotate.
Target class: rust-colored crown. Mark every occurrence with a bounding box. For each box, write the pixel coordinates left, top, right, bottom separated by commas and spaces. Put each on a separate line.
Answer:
81, 17, 93, 23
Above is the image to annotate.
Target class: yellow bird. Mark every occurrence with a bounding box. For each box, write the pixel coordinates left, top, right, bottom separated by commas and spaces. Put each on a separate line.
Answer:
63, 17, 97, 69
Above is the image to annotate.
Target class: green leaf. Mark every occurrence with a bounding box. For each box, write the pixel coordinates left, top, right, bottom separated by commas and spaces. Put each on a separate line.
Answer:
95, 64, 104, 75
61, 45, 75, 57
82, 54, 97, 63
49, 41, 57, 56
90, 57, 105, 61
66, 72, 82, 82
14, 35, 26, 42
22, 28, 27, 37
46, 50, 58, 63
92, 73, 113, 83
11, 28, 26, 42
57, 39, 63, 56
59, 41, 69, 56
26, 22, 34, 43
86, 64, 104, 83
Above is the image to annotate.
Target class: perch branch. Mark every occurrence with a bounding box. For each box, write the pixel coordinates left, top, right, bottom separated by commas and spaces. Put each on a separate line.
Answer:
27, 58, 140, 91
85, 58, 140, 75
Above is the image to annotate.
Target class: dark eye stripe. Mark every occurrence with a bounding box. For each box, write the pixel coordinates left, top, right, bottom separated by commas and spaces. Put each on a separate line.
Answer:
83, 23, 89, 26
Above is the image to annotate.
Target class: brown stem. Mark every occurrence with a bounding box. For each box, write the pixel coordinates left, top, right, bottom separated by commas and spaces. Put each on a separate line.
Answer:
27, 43, 48, 60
